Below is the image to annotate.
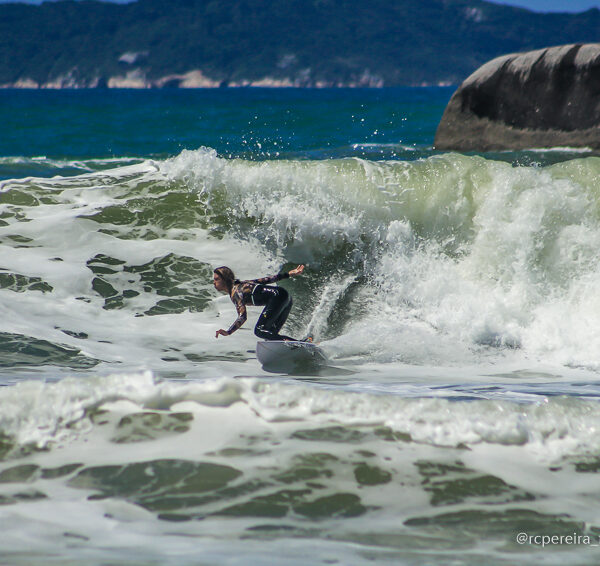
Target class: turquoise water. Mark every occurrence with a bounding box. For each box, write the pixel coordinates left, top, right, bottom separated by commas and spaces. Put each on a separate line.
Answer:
2, 88, 600, 565
0, 88, 449, 163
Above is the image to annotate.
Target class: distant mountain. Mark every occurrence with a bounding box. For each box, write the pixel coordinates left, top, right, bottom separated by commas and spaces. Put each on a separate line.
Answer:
1, 0, 598, 88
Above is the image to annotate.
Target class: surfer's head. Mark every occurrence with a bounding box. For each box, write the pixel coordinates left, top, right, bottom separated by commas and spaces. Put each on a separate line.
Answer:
213, 266, 236, 294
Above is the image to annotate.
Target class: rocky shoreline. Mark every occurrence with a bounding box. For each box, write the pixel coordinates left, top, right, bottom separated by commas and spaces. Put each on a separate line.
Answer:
434, 43, 600, 150
1, 68, 454, 89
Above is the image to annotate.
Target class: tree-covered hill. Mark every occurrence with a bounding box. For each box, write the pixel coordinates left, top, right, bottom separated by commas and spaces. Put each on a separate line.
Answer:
1, 0, 599, 87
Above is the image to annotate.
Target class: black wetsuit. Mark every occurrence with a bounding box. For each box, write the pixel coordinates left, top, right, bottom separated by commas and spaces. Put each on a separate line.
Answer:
226, 272, 296, 341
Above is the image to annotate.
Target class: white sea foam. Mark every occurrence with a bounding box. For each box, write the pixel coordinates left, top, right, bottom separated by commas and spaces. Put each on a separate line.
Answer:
2, 149, 600, 381
0, 372, 599, 464
1, 368, 599, 566
160, 149, 600, 370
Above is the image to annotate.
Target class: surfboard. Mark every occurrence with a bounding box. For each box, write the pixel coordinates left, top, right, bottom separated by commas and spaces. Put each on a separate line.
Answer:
256, 340, 327, 369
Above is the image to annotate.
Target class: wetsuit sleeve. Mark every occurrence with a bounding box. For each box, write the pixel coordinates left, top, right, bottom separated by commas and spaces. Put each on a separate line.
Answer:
252, 272, 290, 285
226, 292, 247, 335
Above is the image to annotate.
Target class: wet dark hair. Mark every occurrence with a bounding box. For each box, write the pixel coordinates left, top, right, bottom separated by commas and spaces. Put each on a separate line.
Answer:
213, 266, 238, 294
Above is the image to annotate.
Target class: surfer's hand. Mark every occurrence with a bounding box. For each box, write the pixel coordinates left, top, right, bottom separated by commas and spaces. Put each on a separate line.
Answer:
288, 264, 305, 277
215, 329, 229, 338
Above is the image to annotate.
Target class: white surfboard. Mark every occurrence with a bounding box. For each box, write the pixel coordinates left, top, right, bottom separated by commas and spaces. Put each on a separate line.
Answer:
256, 340, 327, 369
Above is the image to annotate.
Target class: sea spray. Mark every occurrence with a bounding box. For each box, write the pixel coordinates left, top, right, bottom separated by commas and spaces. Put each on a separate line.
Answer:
159, 149, 600, 368
2, 149, 600, 370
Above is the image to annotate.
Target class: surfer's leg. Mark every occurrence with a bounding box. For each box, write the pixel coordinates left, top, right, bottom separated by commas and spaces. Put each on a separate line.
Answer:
272, 295, 292, 332
254, 288, 296, 341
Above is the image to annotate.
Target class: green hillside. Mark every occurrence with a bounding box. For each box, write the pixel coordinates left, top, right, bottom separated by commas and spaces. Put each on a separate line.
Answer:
0, 0, 598, 87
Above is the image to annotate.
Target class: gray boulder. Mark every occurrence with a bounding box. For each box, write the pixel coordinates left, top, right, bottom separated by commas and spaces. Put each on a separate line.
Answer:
434, 44, 600, 151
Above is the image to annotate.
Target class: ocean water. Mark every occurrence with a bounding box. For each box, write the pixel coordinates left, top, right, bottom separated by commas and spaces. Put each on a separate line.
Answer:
2, 87, 600, 565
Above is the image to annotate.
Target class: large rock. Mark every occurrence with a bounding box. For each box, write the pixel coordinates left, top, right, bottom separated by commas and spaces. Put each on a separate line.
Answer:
434, 44, 600, 151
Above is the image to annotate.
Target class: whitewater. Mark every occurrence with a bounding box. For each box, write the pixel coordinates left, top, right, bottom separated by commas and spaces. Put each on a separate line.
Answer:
1, 88, 600, 565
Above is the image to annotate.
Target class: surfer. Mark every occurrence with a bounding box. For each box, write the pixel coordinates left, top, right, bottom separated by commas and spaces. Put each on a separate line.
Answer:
213, 265, 305, 341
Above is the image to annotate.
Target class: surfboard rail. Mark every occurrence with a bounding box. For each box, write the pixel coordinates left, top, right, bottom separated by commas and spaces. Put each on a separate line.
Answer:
256, 340, 327, 369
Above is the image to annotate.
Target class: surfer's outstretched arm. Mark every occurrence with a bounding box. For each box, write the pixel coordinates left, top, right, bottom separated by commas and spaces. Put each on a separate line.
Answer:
215, 296, 247, 338
251, 265, 305, 286
288, 265, 304, 277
